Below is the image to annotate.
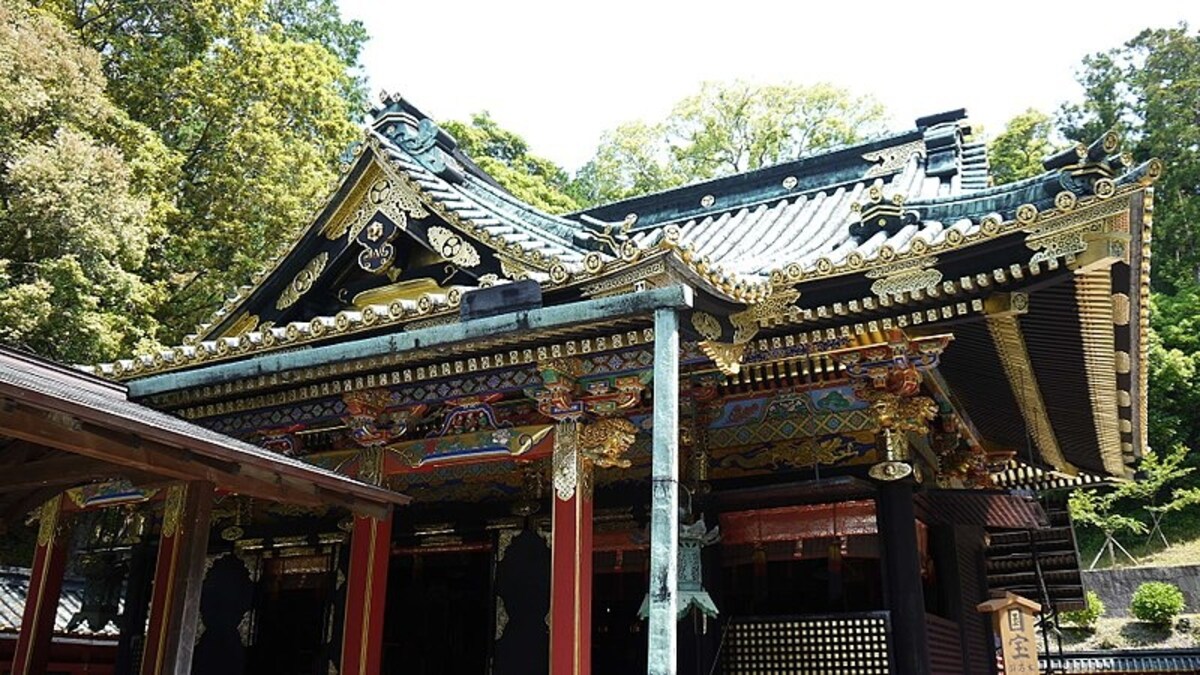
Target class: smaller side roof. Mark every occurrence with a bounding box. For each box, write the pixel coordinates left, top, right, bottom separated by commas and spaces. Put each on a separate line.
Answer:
0, 347, 406, 517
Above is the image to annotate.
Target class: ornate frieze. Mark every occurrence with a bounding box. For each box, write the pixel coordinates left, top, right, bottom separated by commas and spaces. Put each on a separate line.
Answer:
169, 329, 657, 419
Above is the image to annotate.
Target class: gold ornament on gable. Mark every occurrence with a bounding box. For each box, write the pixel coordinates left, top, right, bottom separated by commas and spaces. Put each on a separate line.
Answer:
276, 252, 329, 311
427, 226, 481, 268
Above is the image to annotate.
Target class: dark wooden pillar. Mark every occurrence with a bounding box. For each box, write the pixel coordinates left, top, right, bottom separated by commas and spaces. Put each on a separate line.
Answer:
10, 494, 70, 675
876, 480, 931, 675
140, 481, 214, 675
115, 537, 156, 675
549, 420, 593, 675
340, 512, 392, 675
493, 527, 551, 675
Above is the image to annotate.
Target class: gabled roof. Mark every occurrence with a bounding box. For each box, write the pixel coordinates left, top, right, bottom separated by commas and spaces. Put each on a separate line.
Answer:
84, 93, 1161, 481
87, 104, 1005, 377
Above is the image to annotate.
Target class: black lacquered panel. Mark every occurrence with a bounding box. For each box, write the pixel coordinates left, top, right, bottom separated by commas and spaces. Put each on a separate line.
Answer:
722, 613, 892, 674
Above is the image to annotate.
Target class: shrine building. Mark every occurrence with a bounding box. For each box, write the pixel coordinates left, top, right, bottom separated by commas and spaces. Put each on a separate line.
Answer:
1, 95, 1160, 675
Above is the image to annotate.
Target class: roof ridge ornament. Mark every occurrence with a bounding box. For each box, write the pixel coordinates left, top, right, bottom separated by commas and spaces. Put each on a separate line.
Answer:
1042, 128, 1134, 200
573, 212, 636, 259
862, 139, 926, 179
394, 118, 464, 183
848, 183, 919, 244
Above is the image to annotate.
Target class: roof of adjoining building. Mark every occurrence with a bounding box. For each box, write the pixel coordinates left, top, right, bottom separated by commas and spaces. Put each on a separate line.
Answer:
0, 567, 118, 637
0, 346, 407, 513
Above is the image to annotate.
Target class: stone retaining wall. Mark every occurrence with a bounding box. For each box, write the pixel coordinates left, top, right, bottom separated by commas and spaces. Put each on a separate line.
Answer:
1082, 564, 1200, 617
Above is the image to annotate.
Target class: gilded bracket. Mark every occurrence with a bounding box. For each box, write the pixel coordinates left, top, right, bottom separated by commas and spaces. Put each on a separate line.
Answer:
529, 357, 641, 500
828, 330, 950, 481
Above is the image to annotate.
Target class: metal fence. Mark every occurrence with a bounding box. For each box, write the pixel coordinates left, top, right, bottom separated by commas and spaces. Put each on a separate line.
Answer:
1044, 648, 1200, 674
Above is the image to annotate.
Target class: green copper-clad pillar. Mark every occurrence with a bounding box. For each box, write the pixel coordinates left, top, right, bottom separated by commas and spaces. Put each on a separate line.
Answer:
647, 307, 680, 675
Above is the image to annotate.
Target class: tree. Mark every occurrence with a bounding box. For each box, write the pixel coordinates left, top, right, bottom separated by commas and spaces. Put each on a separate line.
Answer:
988, 109, 1060, 185
1060, 25, 1200, 292
1060, 27, 1200, 552
572, 80, 888, 205
1121, 446, 1200, 548
41, 0, 368, 341
1069, 484, 1147, 569
0, 0, 176, 363
443, 112, 581, 214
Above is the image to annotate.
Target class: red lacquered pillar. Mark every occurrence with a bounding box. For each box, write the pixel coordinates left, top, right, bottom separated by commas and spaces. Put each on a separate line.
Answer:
340, 511, 393, 675
140, 481, 214, 675
10, 495, 69, 675
549, 420, 593, 675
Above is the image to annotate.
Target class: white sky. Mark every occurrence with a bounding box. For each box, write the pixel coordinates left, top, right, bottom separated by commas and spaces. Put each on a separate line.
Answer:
338, 0, 1200, 172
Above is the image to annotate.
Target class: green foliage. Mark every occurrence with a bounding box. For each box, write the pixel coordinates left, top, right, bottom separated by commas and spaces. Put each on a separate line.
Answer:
1069, 486, 1149, 537
442, 112, 581, 214
987, 109, 1061, 185
572, 80, 887, 205
1058, 24, 1200, 565
1060, 25, 1200, 292
1126, 446, 1195, 504
43, 0, 368, 342
1147, 291, 1200, 454
571, 121, 682, 206
1131, 582, 1186, 625
1062, 590, 1106, 629
0, 0, 174, 363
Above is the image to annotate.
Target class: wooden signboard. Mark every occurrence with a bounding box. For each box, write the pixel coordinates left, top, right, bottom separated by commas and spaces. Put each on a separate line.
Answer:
977, 592, 1041, 674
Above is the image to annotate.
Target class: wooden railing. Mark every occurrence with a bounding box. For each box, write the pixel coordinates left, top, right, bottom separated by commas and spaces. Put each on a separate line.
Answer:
720, 612, 892, 674
925, 613, 965, 675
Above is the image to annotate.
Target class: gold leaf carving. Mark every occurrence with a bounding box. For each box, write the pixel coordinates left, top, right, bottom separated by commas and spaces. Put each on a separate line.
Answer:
699, 341, 746, 376
868, 254, 940, 296
163, 484, 187, 537
691, 311, 722, 341
728, 289, 801, 343
552, 421, 579, 501
323, 170, 428, 241
276, 252, 329, 310
869, 267, 943, 298
579, 418, 636, 469
427, 226, 481, 268
36, 496, 61, 546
